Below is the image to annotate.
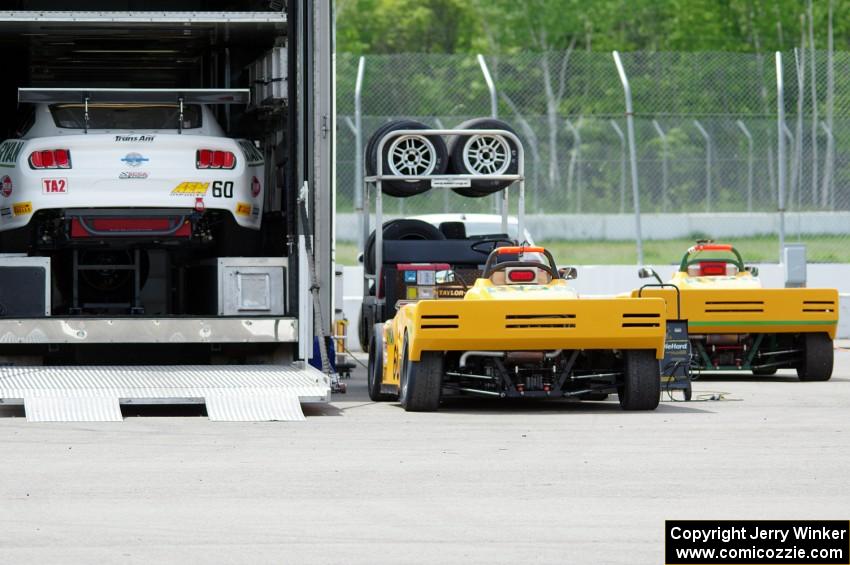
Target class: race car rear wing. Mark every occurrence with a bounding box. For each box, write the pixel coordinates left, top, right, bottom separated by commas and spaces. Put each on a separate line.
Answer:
18, 88, 250, 105
18, 88, 250, 133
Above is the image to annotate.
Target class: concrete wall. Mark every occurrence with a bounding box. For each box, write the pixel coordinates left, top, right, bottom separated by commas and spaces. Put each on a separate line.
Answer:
341, 264, 850, 351
337, 211, 850, 241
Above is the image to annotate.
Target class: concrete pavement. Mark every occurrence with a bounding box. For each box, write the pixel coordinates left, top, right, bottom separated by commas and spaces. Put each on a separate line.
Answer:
1, 349, 848, 564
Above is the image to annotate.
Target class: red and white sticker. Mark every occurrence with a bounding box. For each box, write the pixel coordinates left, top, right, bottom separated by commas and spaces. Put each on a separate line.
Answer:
0, 176, 12, 198
42, 178, 68, 194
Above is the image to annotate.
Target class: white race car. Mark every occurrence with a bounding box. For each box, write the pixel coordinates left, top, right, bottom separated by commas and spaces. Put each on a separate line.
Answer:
0, 88, 264, 241
0, 88, 266, 315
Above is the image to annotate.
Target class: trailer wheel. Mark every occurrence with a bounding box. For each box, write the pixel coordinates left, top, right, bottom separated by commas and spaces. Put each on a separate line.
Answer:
618, 350, 661, 411
367, 324, 394, 401
796, 332, 834, 382
399, 335, 442, 412
751, 366, 777, 376
448, 118, 519, 197
366, 120, 447, 197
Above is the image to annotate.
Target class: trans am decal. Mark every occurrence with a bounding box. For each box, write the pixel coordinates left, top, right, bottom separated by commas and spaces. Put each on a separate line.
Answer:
115, 135, 155, 142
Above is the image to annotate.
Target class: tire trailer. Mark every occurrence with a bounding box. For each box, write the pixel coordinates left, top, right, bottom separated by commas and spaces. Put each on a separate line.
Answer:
359, 127, 526, 349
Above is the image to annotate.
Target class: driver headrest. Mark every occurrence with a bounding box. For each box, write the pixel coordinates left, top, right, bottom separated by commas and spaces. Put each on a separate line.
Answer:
439, 221, 467, 240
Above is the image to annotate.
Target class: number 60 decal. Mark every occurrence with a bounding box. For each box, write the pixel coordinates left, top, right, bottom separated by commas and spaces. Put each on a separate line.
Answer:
212, 180, 234, 198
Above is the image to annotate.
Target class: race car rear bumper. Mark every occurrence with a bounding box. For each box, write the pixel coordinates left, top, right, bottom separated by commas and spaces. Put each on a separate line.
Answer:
634, 287, 839, 339
403, 297, 668, 361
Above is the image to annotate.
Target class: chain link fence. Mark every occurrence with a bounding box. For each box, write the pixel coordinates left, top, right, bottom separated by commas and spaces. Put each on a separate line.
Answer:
337, 50, 850, 263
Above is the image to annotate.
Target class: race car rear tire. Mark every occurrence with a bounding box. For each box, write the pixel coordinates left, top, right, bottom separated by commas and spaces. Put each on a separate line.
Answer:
399, 335, 442, 412
618, 349, 661, 411
367, 324, 394, 401
366, 120, 448, 198
796, 332, 833, 382
363, 219, 446, 275
448, 118, 519, 197
751, 366, 778, 376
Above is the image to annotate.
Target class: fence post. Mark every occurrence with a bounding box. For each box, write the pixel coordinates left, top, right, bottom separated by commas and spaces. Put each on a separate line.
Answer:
612, 51, 643, 266
819, 121, 834, 210
782, 123, 795, 211
736, 120, 754, 212
478, 54, 498, 119
354, 55, 366, 249
477, 54, 503, 216
793, 47, 805, 212
693, 120, 712, 213
776, 52, 787, 263
610, 120, 626, 214
651, 120, 669, 212
565, 119, 582, 213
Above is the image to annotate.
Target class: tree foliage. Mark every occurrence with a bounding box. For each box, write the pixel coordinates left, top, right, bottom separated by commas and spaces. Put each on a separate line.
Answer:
336, 0, 850, 54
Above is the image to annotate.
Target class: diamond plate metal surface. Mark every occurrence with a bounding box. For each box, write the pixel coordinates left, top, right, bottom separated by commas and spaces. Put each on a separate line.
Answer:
25, 396, 123, 422
0, 364, 330, 422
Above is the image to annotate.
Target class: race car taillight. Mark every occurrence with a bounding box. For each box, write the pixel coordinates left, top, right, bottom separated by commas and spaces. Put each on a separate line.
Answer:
688, 261, 727, 277
507, 268, 537, 283
29, 149, 71, 169
196, 149, 236, 170
251, 176, 262, 197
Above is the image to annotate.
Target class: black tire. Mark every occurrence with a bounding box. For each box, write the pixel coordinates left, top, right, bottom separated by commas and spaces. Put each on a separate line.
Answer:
367, 324, 394, 401
366, 119, 448, 197
797, 332, 834, 381
363, 219, 446, 275
683, 384, 692, 402
399, 334, 443, 412
358, 303, 372, 354
618, 350, 661, 411
751, 366, 778, 376
448, 118, 519, 197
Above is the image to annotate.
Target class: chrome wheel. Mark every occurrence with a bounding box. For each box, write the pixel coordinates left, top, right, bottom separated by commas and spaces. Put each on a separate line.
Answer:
387, 135, 437, 178
462, 134, 511, 176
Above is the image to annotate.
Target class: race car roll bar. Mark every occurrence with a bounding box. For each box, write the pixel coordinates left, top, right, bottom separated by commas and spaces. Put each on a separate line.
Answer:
679, 244, 745, 272
363, 128, 525, 307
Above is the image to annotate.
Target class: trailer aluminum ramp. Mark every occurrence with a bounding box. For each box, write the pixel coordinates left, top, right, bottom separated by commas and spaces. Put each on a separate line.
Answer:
0, 364, 330, 422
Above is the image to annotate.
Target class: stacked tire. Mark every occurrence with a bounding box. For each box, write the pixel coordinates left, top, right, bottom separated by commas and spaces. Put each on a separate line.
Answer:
365, 117, 519, 198
365, 120, 448, 197
446, 118, 520, 197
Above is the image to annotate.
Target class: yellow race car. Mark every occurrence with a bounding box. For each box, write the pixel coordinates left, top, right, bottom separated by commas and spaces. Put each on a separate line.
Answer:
636, 242, 838, 380
368, 246, 668, 411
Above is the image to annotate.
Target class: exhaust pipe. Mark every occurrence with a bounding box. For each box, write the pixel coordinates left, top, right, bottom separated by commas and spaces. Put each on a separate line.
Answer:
459, 349, 563, 368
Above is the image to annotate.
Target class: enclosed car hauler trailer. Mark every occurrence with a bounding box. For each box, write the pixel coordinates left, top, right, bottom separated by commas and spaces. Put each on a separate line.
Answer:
0, 2, 336, 421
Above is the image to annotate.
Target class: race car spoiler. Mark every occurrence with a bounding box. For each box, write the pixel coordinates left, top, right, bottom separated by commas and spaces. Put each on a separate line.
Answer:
18, 88, 251, 105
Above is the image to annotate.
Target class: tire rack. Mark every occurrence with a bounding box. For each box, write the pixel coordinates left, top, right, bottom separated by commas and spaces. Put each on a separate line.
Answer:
361, 128, 525, 311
